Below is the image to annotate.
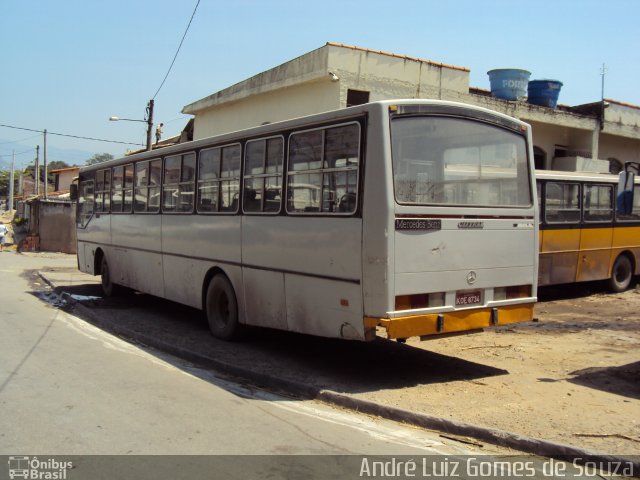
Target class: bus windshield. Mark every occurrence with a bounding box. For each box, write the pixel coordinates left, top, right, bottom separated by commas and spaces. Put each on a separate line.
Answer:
391, 116, 531, 207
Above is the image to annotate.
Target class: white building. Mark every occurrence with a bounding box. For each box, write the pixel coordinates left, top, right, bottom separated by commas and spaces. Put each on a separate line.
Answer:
182, 42, 640, 172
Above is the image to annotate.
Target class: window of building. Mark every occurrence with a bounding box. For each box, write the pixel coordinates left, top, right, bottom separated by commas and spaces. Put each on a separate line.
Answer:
608, 158, 623, 174
583, 184, 613, 222
533, 146, 546, 170
134, 159, 162, 213
95, 169, 111, 213
544, 182, 580, 223
243, 137, 283, 214
162, 152, 196, 213
287, 123, 359, 214
346, 89, 370, 107
197, 144, 241, 213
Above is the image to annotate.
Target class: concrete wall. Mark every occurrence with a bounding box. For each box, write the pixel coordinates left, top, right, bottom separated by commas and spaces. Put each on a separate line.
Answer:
56, 170, 77, 191
326, 44, 469, 104
193, 80, 341, 140
188, 43, 471, 140
184, 43, 639, 172
37, 201, 77, 254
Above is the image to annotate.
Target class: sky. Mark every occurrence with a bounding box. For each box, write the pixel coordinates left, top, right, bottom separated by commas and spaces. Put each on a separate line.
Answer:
1, 0, 638, 170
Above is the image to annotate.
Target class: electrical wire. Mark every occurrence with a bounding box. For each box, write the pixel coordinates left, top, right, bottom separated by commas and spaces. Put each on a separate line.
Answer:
0, 133, 41, 146
0, 123, 144, 146
0, 148, 37, 158
152, 0, 200, 100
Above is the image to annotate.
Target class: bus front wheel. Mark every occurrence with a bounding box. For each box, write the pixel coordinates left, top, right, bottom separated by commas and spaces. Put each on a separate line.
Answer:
206, 275, 242, 341
609, 254, 633, 293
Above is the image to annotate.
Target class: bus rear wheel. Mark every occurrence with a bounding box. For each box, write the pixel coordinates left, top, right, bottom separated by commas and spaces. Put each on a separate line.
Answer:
206, 275, 243, 341
609, 254, 633, 293
101, 256, 118, 297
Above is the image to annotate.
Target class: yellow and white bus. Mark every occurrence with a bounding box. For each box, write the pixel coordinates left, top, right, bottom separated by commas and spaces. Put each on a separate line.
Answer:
74, 100, 539, 342
536, 169, 640, 291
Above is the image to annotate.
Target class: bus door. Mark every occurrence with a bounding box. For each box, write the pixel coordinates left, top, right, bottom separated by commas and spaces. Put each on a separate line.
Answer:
576, 183, 614, 282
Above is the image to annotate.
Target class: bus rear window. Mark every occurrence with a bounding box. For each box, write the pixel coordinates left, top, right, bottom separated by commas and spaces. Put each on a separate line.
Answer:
391, 116, 531, 207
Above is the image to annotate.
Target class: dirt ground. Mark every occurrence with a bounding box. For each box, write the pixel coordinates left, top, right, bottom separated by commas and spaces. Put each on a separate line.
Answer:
363, 283, 640, 455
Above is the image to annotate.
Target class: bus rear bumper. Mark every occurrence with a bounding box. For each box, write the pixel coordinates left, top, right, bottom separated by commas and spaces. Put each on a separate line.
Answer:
365, 303, 535, 340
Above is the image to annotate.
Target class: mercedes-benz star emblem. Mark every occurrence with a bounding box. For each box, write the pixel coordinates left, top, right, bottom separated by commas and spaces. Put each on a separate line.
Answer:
467, 271, 477, 285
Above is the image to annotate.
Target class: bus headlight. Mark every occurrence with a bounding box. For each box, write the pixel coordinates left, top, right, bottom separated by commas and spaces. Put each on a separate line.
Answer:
493, 285, 531, 301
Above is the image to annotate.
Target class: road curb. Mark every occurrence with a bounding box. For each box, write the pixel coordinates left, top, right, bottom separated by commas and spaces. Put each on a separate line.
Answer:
38, 271, 640, 470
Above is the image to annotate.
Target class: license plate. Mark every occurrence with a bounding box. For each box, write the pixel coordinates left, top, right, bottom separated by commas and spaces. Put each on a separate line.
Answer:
455, 290, 482, 306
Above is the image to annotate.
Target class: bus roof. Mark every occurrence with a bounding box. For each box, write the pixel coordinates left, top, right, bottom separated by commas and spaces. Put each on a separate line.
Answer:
535, 169, 638, 184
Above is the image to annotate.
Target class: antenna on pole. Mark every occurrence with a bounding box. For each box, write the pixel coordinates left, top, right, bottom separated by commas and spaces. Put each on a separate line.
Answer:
600, 63, 607, 101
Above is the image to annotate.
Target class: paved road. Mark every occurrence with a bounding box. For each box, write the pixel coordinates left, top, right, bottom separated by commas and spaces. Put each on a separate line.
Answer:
0, 253, 490, 469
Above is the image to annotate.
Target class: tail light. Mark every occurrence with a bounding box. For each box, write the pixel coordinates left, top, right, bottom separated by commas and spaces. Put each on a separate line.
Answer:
493, 285, 531, 301
395, 292, 445, 311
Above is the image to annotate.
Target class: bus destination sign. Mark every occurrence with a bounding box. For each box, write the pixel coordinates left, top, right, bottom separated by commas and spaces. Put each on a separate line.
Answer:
395, 218, 442, 231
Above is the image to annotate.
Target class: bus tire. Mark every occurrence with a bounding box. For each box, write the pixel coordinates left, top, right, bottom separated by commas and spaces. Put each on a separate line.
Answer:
100, 256, 119, 297
609, 254, 633, 293
206, 274, 242, 341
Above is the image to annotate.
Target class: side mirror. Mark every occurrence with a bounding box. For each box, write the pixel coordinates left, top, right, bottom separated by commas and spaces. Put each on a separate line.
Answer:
617, 171, 635, 215
70, 183, 78, 201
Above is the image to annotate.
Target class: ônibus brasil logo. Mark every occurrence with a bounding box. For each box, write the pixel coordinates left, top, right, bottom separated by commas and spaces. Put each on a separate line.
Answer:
8, 456, 72, 480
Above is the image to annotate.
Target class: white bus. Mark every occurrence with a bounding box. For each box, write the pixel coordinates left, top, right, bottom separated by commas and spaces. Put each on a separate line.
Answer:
74, 100, 538, 342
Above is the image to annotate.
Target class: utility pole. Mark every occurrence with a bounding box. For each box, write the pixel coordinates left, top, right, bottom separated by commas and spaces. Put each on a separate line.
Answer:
146, 99, 154, 151
600, 63, 607, 132
43, 129, 48, 199
9, 151, 15, 212
35, 145, 40, 196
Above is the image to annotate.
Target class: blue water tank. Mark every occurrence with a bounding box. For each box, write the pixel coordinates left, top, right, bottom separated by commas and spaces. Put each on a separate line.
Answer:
487, 69, 531, 101
528, 79, 563, 108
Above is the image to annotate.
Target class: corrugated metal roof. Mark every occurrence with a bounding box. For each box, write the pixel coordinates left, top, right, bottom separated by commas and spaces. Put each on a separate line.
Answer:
326, 42, 470, 72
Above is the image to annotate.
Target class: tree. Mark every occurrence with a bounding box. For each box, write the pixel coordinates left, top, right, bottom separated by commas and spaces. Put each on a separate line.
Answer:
0, 170, 11, 198
85, 153, 114, 165
48, 160, 70, 171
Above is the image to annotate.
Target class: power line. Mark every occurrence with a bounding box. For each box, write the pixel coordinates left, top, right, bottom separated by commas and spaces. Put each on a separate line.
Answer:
0, 123, 144, 146
0, 148, 37, 158
152, 0, 200, 100
0, 133, 41, 145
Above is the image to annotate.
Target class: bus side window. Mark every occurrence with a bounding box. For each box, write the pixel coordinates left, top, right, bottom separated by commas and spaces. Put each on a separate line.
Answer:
197, 144, 240, 214
220, 145, 241, 213
287, 123, 359, 214
584, 184, 613, 222
163, 153, 195, 214
536, 181, 543, 222
148, 159, 162, 212
123, 164, 134, 212
544, 182, 580, 224
243, 137, 283, 214
134, 161, 150, 212
617, 185, 640, 221
111, 166, 124, 213
95, 169, 111, 213
77, 179, 94, 228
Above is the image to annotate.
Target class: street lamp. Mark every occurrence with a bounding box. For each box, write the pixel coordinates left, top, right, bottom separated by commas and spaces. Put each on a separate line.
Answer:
109, 99, 154, 151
